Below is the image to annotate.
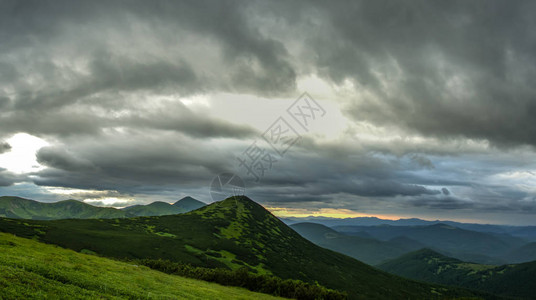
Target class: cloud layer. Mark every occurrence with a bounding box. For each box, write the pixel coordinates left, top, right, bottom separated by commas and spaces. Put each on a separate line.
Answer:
1, 0, 536, 224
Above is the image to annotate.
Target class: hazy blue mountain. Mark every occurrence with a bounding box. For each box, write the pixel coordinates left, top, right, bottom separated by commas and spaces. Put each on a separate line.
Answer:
334, 223, 526, 264
291, 222, 424, 265
503, 242, 536, 263
281, 216, 536, 240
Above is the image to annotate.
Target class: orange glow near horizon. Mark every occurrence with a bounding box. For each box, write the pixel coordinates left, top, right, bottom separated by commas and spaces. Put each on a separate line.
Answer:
265, 206, 487, 224
265, 207, 403, 220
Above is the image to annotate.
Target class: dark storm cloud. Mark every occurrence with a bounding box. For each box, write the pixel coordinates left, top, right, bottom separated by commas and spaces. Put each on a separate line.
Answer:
0, 100, 257, 139
37, 147, 96, 172
408, 192, 536, 214
233, 140, 536, 216
409, 196, 475, 210
293, 0, 536, 147
0, 142, 10, 154
253, 178, 440, 201
32, 131, 239, 193
1, 0, 536, 223
121, 101, 258, 139
0, 0, 296, 103
0, 0, 288, 141
11, 54, 200, 112
7, 0, 535, 145
0, 168, 20, 186
236, 145, 444, 206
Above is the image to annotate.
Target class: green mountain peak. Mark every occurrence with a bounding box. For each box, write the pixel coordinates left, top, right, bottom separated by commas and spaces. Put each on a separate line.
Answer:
173, 196, 206, 210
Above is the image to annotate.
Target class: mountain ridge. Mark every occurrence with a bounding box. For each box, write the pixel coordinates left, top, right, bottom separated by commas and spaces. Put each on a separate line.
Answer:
281, 216, 536, 240
0, 195, 484, 299
0, 195, 205, 219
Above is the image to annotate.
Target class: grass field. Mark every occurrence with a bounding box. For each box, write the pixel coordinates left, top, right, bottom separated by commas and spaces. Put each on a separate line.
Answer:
0, 232, 284, 299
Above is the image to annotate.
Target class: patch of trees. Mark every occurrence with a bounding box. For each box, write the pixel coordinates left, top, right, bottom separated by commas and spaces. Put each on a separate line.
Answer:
139, 258, 347, 300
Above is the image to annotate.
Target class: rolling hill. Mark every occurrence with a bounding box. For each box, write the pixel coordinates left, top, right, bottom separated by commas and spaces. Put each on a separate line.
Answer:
378, 248, 536, 299
0, 232, 282, 299
0, 196, 206, 219
121, 197, 206, 217
122, 201, 184, 216
0, 196, 131, 219
0, 196, 483, 299
377, 248, 495, 286
290, 222, 423, 265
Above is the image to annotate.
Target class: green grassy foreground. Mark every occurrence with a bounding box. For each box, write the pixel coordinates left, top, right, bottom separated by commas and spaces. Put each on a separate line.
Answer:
0, 232, 284, 299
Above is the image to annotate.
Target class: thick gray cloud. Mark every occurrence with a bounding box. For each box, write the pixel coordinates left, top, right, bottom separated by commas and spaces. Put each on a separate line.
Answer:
0, 142, 10, 154
0, 0, 292, 141
0, 168, 19, 187
33, 130, 240, 193
299, 0, 536, 148
1, 0, 536, 224
409, 196, 474, 210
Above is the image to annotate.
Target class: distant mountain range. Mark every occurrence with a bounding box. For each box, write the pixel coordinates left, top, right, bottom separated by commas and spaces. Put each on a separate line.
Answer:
0, 196, 205, 219
0, 196, 485, 299
122, 196, 205, 216
333, 223, 528, 265
291, 221, 535, 266
281, 216, 536, 241
378, 248, 536, 299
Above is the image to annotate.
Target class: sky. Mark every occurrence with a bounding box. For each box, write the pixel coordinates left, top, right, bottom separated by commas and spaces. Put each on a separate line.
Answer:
1, 0, 536, 225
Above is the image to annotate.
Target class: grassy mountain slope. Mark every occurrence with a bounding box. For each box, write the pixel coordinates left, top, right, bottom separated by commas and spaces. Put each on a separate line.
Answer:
290, 222, 421, 265
0, 196, 131, 220
334, 223, 519, 264
0, 232, 282, 300
0, 196, 482, 299
378, 248, 536, 299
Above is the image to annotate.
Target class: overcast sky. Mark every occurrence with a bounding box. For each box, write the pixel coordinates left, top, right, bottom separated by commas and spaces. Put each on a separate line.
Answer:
1, 0, 536, 225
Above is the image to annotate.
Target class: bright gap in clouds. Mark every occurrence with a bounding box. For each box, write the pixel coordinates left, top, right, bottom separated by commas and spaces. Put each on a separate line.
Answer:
83, 198, 133, 208
0, 133, 49, 174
